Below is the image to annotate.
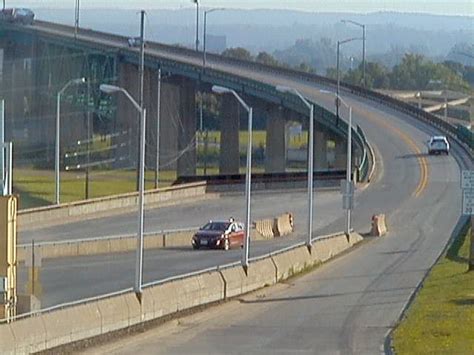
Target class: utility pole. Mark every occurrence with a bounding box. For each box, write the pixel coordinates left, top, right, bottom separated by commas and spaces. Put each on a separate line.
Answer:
85, 78, 91, 199
193, 0, 199, 51
74, 0, 80, 39
155, 69, 161, 189
342, 20, 366, 87
137, 10, 145, 192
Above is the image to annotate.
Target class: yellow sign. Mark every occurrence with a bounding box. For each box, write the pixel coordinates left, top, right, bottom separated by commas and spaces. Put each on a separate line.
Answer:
0, 196, 18, 320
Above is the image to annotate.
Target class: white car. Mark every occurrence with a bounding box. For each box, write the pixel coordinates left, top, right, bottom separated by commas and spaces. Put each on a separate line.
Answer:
428, 136, 450, 155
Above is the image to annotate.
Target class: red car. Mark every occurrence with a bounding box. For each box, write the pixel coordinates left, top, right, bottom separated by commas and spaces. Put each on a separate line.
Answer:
192, 220, 245, 250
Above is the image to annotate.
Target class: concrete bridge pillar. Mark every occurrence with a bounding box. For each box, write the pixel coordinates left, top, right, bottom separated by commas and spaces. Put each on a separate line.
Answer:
334, 138, 347, 170
219, 94, 240, 175
314, 130, 328, 170
117, 64, 198, 178
265, 106, 287, 173
175, 77, 197, 177
117, 62, 140, 168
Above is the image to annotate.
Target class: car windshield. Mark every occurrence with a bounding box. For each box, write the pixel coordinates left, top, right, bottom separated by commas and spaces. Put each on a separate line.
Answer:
200, 222, 230, 231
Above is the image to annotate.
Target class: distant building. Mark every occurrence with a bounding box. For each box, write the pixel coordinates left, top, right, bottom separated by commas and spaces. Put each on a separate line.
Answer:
206, 34, 226, 54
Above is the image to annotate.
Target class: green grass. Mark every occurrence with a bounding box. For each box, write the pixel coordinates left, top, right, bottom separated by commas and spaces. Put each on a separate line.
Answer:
392, 225, 474, 354
197, 130, 309, 150
14, 168, 178, 209
14, 165, 269, 209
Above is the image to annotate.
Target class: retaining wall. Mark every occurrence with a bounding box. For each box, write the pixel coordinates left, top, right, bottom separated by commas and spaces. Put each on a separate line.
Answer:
0, 232, 363, 353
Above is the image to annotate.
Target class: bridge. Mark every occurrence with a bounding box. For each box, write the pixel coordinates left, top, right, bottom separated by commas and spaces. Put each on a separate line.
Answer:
0, 17, 472, 355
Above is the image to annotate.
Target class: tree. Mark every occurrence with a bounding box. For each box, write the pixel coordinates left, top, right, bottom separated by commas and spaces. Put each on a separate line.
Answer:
344, 62, 390, 89
221, 47, 253, 61
389, 54, 470, 92
255, 51, 279, 66
297, 62, 314, 73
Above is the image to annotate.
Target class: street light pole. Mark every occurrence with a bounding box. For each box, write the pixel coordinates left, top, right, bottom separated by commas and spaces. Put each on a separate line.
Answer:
342, 20, 366, 87
74, 0, 80, 39
137, 9, 145, 192
346, 106, 353, 235
276, 86, 314, 247
100, 84, 146, 296
55, 77, 86, 205
212, 85, 252, 270
320, 89, 353, 235
155, 69, 161, 189
336, 37, 363, 124
193, 0, 200, 51
203, 8, 225, 67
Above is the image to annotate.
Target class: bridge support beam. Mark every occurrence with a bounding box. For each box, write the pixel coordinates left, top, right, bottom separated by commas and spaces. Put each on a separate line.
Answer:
219, 94, 241, 175
175, 78, 197, 177
334, 138, 347, 170
314, 130, 328, 170
117, 65, 197, 177
265, 106, 287, 173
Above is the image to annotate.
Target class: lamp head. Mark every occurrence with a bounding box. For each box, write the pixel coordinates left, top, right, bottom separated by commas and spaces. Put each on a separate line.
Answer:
74, 77, 86, 84
212, 85, 231, 95
100, 84, 121, 94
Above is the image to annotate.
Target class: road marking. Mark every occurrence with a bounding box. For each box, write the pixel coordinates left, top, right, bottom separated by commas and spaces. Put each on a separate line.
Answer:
352, 106, 429, 198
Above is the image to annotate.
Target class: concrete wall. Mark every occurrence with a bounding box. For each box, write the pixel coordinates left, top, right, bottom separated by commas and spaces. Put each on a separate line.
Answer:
18, 181, 208, 229
0, 232, 363, 353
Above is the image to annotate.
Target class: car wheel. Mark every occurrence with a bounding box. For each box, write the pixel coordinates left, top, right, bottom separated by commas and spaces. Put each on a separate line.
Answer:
224, 238, 230, 251
193, 244, 199, 250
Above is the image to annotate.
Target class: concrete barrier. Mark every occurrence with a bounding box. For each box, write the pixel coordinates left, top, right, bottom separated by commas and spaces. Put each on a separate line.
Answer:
96, 294, 130, 334
220, 258, 277, 298
197, 272, 226, 304
274, 213, 294, 237
272, 246, 312, 281
348, 232, 364, 246
254, 219, 275, 239
0, 324, 16, 354
371, 214, 387, 236
17, 230, 198, 262
41, 303, 102, 349
19, 182, 209, 229
312, 238, 332, 263
8, 314, 46, 353
147, 281, 179, 319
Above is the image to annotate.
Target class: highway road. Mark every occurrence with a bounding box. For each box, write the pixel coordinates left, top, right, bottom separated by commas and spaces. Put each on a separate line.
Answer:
19, 190, 343, 244
17, 22, 471, 353
80, 90, 466, 354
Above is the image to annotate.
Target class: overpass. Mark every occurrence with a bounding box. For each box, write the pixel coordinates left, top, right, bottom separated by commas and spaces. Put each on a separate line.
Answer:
0, 20, 370, 183
0, 18, 473, 355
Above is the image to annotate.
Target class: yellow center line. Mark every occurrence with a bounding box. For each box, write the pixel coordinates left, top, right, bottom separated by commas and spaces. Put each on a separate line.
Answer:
352, 106, 429, 198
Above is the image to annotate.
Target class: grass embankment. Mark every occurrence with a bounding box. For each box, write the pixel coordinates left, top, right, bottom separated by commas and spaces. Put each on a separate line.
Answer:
392, 224, 474, 354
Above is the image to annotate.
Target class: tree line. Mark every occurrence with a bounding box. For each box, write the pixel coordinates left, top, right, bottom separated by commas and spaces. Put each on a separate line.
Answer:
221, 47, 473, 94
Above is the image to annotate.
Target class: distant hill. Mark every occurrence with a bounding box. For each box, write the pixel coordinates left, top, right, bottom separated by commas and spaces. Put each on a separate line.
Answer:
31, 8, 473, 59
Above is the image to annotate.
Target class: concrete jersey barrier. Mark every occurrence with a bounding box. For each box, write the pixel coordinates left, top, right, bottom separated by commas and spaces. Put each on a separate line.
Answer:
18, 181, 208, 229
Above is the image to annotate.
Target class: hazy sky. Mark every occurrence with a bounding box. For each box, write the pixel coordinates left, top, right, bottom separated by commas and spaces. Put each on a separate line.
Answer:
6, 1, 474, 16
